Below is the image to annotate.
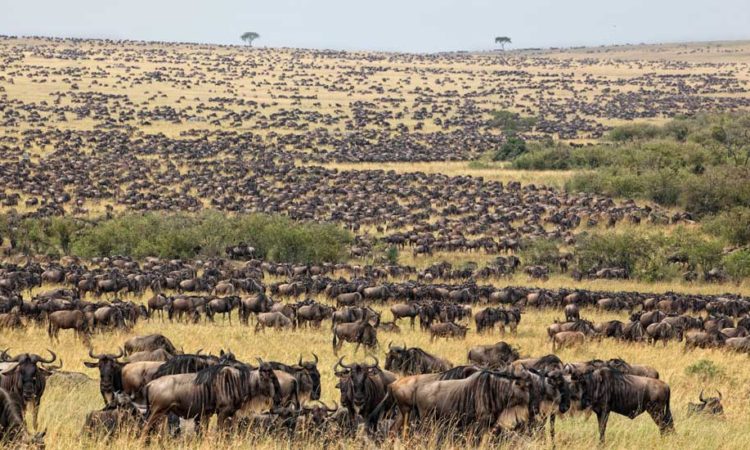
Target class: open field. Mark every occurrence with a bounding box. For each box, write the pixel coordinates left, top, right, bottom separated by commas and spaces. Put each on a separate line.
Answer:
1, 36, 750, 450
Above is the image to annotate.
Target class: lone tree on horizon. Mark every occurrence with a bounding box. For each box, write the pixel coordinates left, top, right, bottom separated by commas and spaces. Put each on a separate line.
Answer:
495, 36, 512, 50
241, 32, 260, 47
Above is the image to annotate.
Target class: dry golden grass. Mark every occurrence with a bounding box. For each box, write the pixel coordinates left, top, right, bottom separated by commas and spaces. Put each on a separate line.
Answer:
3, 297, 750, 450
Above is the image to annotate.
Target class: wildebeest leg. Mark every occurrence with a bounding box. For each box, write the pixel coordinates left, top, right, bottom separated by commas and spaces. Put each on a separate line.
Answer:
141, 409, 166, 443
597, 411, 609, 443
647, 402, 674, 435
549, 414, 556, 448
354, 342, 361, 354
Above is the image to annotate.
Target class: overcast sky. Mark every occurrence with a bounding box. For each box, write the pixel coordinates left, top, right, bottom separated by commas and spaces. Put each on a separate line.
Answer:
2, 0, 749, 53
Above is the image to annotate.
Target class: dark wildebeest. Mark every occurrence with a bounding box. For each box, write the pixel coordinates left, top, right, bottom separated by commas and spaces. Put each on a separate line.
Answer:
239, 293, 273, 325
0, 350, 59, 429
593, 320, 624, 339
334, 357, 395, 430
123, 334, 177, 355
579, 368, 674, 443
147, 294, 171, 322
332, 316, 379, 354
384, 343, 452, 375
206, 296, 240, 324
296, 303, 333, 328
390, 303, 419, 329
412, 370, 531, 442
47, 310, 90, 343
82, 391, 144, 439
646, 322, 676, 346
687, 390, 723, 416
0, 388, 46, 447
684, 330, 727, 350
429, 322, 468, 342
267, 354, 322, 403
336, 292, 362, 308
143, 360, 281, 436
83, 348, 125, 406
467, 342, 520, 368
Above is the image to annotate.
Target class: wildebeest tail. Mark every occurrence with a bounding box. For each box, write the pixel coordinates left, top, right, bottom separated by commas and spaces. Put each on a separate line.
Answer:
662, 387, 674, 430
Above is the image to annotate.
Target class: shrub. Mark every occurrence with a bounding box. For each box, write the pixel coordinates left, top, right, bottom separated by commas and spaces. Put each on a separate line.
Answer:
704, 207, 750, 246
685, 359, 725, 380
520, 239, 561, 270
723, 250, 750, 283
607, 123, 663, 142
574, 230, 654, 276
493, 133, 527, 161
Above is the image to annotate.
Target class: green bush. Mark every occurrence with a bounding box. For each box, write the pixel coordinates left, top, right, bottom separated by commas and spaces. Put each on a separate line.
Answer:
520, 239, 561, 270
704, 207, 750, 246
607, 123, 664, 142
493, 133, 528, 161
574, 230, 654, 276
685, 359, 725, 380
723, 250, 750, 283
71, 211, 352, 263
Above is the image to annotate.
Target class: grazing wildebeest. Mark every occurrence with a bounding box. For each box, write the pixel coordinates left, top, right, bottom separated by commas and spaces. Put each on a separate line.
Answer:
428, 322, 467, 342
0, 388, 46, 447
551, 331, 585, 351
83, 348, 125, 406
47, 310, 90, 343
267, 354, 321, 402
255, 312, 294, 333
82, 391, 144, 438
390, 303, 419, 329
384, 343, 452, 375
684, 330, 727, 350
687, 390, 723, 416
143, 361, 281, 436
0, 350, 59, 429
332, 316, 379, 354
123, 334, 177, 355
579, 368, 674, 443
467, 341, 520, 368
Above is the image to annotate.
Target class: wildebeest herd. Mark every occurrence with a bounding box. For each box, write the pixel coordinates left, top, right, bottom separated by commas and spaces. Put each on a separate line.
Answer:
1, 255, 745, 447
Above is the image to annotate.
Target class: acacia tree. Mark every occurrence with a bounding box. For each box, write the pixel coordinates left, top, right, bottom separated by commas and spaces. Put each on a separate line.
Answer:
494, 36, 511, 50
240, 32, 260, 47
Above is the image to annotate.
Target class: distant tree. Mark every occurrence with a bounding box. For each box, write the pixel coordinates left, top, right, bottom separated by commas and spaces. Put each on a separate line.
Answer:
241, 32, 260, 47
494, 36, 512, 50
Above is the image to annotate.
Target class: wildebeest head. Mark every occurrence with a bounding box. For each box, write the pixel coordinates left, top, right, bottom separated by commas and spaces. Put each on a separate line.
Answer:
335, 356, 379, 412
290, 353, 321, 400
302, 401, 339, 426
688, 389, 723, 416
545, 369, 571, 414
2, 350, 58, 403
83, 348, 125, 405
384, 342, 407, 372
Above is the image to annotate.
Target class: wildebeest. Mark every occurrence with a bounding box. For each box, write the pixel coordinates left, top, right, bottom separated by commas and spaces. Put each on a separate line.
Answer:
579, 368, 674, 443
121, 361, 165, 402
687, 390, 723, 416
428, 322, 468, 342
143, 360, 281, 435
412, 369, 530, 442
334, 357, 395, 429
390, 303, 419, 329
124, 334, 177, 355
206, 296, 240, 323
564, 304, 580, 322
82, 391, 144, 438
0, 388, 46, 447
239, 293, 273, 324
83, 348, 125, 406
646, 321, 677, 346
267, 354, 322, 402
0, 350, 60, 429
384, 343, 452, 375
332, 316, 379, 354
551, 331, 585, 351
467, 341, 520, 368
124, 348, 173, 363
47, 310, 90, 343
255, 312, 295, 333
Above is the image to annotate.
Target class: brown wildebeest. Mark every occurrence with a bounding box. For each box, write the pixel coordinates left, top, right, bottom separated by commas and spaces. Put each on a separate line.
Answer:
551, 331, 585, 351
646, 321, 676, 346
390, 303, 419, 329
467, 341, 520, 368
332, 316, 379, 354
385, 343, 452, 375
579, 367, 674, 443
564, 304, 580, 322
123, 334, 177, 355
146, 294, 171, 322
47, 310, 90, 343
82, 391, 144, 439
124, 348, 173, 363
428, 322, 468, 342
121, 361, 164, 402
255, 312, 294, 333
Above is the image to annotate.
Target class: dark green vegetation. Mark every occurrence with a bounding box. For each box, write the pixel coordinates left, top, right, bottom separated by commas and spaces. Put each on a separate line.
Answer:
0, 212, 352, 263
506, 113, 750, 217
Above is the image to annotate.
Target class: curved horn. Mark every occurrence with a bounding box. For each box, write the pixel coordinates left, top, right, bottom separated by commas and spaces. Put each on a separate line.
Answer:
0, 348, 10, 361
114, 347, 124, 359
39, 349, 57, 364
326, 401, 339, 412
388, 341, 393, 350
312, 353, 319, 364
337, 356, 353, 370
716, 390, 722, 400
699, 389, 705, 402
256, 357, 265, 366
88, 348, 103, 360
195, 349, 203, 355
366, 356, 379, 369
298, 354, 303, 366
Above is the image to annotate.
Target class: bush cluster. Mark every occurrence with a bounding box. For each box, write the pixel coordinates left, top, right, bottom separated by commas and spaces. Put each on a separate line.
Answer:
0, 211, 352, 264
